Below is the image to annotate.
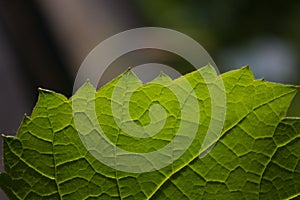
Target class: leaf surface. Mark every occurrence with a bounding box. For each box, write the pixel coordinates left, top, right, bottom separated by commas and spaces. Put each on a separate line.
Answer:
0, 66, 299, 199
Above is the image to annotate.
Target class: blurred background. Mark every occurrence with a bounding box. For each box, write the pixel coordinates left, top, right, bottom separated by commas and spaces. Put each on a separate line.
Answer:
0, 0, 299, 198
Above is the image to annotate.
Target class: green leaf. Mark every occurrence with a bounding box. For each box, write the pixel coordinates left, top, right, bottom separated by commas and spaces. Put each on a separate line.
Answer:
1, 65, 299, 199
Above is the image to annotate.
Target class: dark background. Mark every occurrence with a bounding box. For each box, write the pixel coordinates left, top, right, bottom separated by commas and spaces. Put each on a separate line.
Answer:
1, 1, 300, 199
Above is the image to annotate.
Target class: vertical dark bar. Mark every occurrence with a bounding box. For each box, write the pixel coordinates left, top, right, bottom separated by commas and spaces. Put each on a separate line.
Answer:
0, 1, 73, 199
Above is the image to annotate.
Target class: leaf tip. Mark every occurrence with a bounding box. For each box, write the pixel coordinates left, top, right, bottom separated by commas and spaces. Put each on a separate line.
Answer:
159, 70, 166, 76
241, 65, 255, 79
202, 63, 215, 71
38, 87, 54, 94
0, 134, 11, 141
23, 113, 30, 119
151, 71, 172, 84
257, 78, 265, 81
206, 62, 216, 67
242, 65, 250, 70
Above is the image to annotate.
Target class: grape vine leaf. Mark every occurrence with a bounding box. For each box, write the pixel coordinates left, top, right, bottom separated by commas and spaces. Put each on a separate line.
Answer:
0, 65, 299, 199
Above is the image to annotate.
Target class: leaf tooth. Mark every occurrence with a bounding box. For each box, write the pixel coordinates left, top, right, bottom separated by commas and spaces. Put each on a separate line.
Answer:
151, 72, 172, 84
38, 87, 55, 94
242, 64, 250, 69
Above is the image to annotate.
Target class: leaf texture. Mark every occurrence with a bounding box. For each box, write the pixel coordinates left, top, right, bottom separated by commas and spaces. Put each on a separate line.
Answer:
0, 66, 299, 200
